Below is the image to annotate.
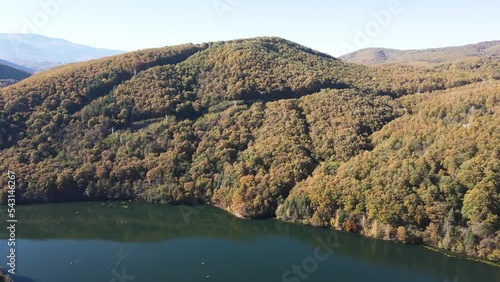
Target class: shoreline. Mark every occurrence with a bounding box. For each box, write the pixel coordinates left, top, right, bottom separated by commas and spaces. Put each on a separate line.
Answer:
422, 245, 500, 268
209, 203, 500, 268
212, 204, 246, 219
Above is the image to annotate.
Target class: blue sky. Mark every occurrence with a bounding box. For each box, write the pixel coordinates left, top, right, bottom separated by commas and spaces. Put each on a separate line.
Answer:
0, 0, 498, 56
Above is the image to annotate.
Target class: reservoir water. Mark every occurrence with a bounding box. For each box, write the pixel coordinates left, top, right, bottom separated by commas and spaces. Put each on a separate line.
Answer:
1, 202, 498, 282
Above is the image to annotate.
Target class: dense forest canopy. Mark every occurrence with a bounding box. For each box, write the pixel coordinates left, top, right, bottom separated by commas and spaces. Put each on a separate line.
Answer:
0, 37, 498, 263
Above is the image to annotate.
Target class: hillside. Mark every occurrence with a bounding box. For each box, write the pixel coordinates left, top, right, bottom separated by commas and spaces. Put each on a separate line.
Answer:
0, 33, 125, 71
0, 59, 32, 73
0, 62, 31, 88
0, 37, 498, 263
340, 40, 500, 66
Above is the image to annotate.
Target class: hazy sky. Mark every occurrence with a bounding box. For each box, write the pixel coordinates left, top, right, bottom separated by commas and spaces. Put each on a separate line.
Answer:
0, 0, 498, 56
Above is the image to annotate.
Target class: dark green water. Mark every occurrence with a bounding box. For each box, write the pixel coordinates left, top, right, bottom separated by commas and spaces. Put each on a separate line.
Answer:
0, 202, 498, 282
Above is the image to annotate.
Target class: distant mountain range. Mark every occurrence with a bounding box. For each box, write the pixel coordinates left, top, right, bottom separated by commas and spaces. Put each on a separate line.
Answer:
0, 58, 32, 73
0, 33, 125, 72
340, 40, 500, 66
2, 34, 498, 72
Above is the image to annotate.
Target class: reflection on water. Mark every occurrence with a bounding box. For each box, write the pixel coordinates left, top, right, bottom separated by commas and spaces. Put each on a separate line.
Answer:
0, 202, 498, 282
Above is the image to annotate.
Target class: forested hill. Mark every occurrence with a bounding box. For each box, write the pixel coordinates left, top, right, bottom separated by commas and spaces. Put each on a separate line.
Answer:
0, 37, 498, 263
0, 63, 31, 88
340, 40, 500, 66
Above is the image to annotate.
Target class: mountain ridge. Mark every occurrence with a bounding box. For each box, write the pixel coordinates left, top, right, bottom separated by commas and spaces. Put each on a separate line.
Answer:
0, 58, 33, 73
341, 40, 500, 66
0, 62, 31, 88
